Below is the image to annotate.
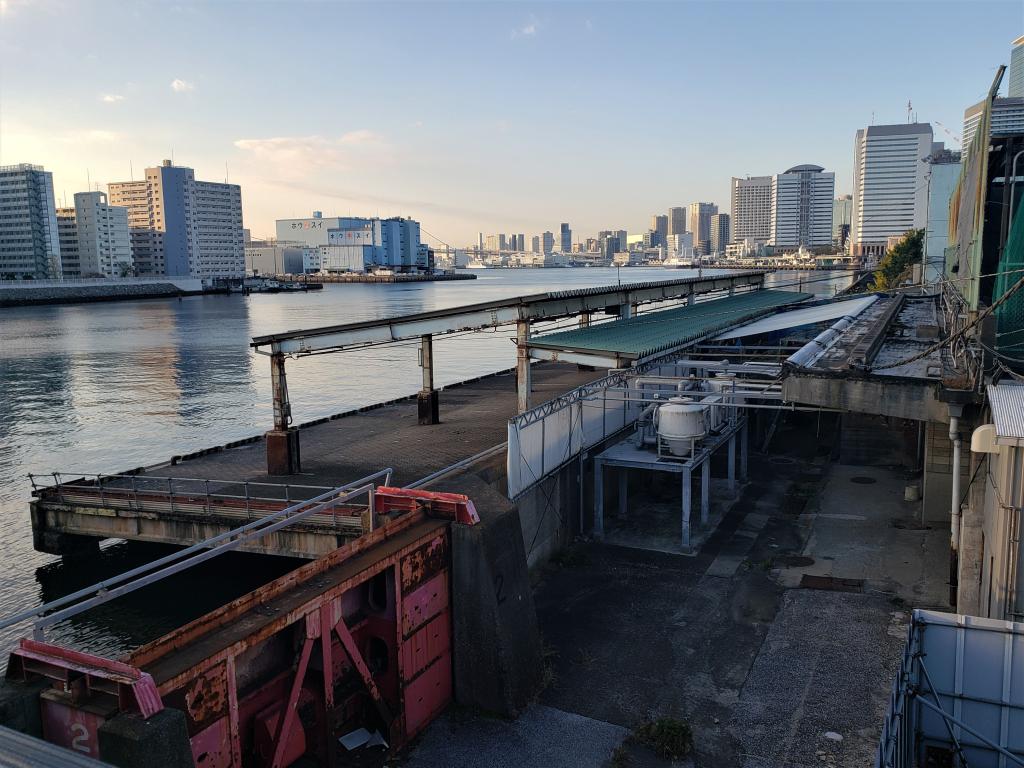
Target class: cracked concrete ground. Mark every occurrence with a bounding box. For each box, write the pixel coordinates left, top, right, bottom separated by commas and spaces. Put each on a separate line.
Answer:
404, 413, 949, 767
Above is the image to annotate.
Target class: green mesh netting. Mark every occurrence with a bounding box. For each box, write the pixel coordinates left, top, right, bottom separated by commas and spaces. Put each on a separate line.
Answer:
994, 196, 1024, 362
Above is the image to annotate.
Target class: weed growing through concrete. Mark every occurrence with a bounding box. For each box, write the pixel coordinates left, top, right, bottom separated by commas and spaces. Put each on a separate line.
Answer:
610, 744, 631, 767
633, 717, 694, 760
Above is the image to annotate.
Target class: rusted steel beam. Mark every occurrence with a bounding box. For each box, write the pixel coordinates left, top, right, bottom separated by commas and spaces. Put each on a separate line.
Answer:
271, 631, 314, 768
333, 617, 393, 731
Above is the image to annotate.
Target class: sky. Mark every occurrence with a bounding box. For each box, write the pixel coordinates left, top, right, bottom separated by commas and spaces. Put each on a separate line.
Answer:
1, 0, 1021, 247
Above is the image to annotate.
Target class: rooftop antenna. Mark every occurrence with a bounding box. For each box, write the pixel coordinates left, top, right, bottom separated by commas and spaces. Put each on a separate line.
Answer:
907, 100, 912, 123
225, 162, 229, 184
86, 169, 91, 194
871, 111, 875, 125
129, 160, 133, 181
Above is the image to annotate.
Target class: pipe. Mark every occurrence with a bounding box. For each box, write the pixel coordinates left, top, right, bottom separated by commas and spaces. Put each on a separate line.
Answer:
1009, 150, 1024, 232
950, 415, 961, 554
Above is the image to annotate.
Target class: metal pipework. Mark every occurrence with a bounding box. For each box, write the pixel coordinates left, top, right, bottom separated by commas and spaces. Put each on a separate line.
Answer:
950, 413, 962, 554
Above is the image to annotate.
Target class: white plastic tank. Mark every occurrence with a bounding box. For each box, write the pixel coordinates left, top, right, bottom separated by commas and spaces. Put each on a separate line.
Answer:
706, 374, 736, 395
656, 397, 707, 457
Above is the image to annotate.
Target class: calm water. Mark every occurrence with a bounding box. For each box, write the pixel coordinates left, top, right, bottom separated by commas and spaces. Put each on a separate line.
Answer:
0, 267, 851, 657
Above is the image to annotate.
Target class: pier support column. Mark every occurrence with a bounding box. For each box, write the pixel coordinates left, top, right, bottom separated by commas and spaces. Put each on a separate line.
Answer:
593, 459, 604, 539
579, 312, 592, 328
418, 334, 440, 425
701, 460, 710, 525
618, 471, 627, 519
266, 351, 301, 475
740, 421, 749, 481
687, 289, 694, 306
516, 320, 532, 414
681, 468, 692, 550
621, 303, 633, 320
728, 435, 736, 493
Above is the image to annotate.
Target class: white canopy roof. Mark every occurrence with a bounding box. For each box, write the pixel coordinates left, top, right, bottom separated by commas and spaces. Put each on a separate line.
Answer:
712, 296, 878, 340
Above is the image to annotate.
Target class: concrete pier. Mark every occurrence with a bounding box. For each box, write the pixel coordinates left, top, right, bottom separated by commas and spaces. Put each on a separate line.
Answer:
30, 364, 600, 559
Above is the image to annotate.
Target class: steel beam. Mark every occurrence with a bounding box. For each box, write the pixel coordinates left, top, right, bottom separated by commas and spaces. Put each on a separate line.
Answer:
251, 272, 766, 356
517, 320, 532, 413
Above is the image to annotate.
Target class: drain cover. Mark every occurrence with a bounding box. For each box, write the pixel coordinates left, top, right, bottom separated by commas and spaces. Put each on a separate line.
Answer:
777, 555, 815, 567
800, 574, 864, 592
769, 456, 796, 465
850, 476, 877, 485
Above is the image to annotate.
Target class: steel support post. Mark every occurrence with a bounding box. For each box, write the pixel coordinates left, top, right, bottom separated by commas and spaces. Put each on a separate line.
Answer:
579, 312, 592, 328
728, 435, 736, 493
593, 459, 604, 539
687, 289, 694, 306
618, 470, 627, 519
701, 459, 710, 525
740, 421, 749, 481
516, 320, 532, 413
267, 351, 300, 475
681, 468, 692, 550
621, 303, 633, 320
417, 334, 439, 425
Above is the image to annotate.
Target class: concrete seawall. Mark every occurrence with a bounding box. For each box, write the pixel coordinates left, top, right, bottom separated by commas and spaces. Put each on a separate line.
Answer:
0, 278, 208, 308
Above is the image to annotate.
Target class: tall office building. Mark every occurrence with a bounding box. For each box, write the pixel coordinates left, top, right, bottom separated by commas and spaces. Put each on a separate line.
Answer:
56, 206, 80, 277
1010, 35, 1024, 98
668, 207, 687, 236
0, 164, 61, 279
540, 231, 554, 255
688, 202, 718, 255
850, 124, 933, 260
923, 148, 962, 284
56, 192, 133, 278
833, 195, 853, 249
710, 213, 731, 255
730, 176, 772, 244
109, 160, 244, 278
531, 235, 540, 253
769, 165, 835, 249
650, 214, 668, 247
559, 223, 571, 253
963, 97, 1024, 150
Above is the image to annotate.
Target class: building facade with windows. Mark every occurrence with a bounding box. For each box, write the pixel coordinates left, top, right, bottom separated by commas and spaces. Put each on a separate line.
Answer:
559, 223, 571, 253
57, 192, 133, 278
710, 213, 731, 255
833, 195, 853, 249
730, 176, 772, 245
0, 164, 61, 279
850, 123, 933, 260
109, 160, 243, 278
277, 213, 429, 272
687, 202, 718, 255
769, 165, 835, 249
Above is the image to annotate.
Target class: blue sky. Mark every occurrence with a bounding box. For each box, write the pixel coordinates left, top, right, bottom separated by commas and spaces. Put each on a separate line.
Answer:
1, 0, 1020, 246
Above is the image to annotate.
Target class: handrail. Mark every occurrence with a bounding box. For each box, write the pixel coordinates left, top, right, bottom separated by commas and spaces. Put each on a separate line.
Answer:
2, 468, 392, 638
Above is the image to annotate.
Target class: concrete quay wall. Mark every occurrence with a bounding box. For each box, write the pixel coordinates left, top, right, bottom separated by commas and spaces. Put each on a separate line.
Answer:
0, 278, 207, 307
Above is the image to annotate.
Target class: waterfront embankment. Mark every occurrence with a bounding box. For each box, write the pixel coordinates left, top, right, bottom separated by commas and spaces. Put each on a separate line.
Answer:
0, 276, 208, 308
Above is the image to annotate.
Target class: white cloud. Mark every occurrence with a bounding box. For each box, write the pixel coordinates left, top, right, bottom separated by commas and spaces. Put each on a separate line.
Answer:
170, 78, 194, 93
233, 131, 391, 177
100, 94, 124, 104
511, 15, 540, 39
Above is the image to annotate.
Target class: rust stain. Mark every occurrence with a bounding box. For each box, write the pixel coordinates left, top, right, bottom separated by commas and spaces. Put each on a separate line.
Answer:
184, 662, 228, 727
401, 534, 448, 595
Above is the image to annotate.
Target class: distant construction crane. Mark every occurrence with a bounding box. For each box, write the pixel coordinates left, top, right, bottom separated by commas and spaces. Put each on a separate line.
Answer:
934, 120, 962, 147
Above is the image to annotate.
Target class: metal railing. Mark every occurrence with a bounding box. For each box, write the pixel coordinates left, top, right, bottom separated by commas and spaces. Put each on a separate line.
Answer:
29, 472, 361, 529
4, 468, 393, 640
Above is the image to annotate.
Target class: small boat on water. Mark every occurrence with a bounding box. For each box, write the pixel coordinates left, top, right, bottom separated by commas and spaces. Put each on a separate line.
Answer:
243, 277, 323, 294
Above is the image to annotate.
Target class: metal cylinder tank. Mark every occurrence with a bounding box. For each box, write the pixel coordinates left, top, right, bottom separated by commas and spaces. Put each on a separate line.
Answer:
656, 397, 706, 457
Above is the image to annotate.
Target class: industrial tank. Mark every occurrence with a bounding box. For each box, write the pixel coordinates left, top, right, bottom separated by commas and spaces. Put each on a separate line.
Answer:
655, 397, 706, 457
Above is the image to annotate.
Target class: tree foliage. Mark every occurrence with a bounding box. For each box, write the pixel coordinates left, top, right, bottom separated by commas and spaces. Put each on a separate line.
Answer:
872, 229, 924, 291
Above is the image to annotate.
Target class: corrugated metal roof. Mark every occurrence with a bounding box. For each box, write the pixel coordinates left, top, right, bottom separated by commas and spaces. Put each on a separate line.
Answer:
712, 295, 878, 340
529, 289, 812, 360
0, 725, 111, 767
988, 383, 1024, 445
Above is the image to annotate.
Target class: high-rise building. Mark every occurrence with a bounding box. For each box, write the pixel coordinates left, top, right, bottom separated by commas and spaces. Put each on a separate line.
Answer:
710, 213, 731, 255
851, 124, 933, 260
769, 165, 835, 249
531, 235, 540, 253
668, 207, 687, 236
923, 147, 962, 284
1010, 35, 1024, 98
109, 160, 244, 278
963, 97, 1024, 150
58, 192, 133, 278
730, 176, 772, 244
833, 195, 853, 249
514, 233, 525, 251
56, 206, 80, 277
540, 231, 554, 255
0, 164, 61, 279
559, 223, 571, 253
650, 214, 668, 247
687, 203, 717, 255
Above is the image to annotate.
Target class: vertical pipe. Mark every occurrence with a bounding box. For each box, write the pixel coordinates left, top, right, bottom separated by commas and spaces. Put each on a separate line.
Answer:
950, 415, 961, 554
516, 320, 531, 413
618, 471, 627, 519
1011, 448, 1024, 617
593, 459, 604, 539
740, 421, 749, 481
728, 435, 736, 492
701, 459, 710, 524
681, 468, 692, 549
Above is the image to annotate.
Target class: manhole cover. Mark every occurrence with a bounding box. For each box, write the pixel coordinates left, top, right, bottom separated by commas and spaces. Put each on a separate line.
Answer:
850, 476, 877, 485
800, 574, 864, 592
769, 456, 796, 465
776, 555, 815, 567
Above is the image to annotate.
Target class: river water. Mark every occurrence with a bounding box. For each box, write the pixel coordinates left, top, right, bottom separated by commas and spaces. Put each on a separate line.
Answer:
0, 267, 851, 657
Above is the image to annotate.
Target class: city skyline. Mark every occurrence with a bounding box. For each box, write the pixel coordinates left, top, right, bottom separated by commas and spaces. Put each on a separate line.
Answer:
1, 1, 1019, 245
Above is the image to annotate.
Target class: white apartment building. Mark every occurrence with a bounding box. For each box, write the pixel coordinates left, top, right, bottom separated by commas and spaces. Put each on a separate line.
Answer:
730, 176, 772, 244
58, 192, 133, 278
56, 206, 80, 276
0, 164, 61, 279
850, 123, 933, 260
769, 165, 835, 249
710, 213, 731, 255
109, 160, 244, 279
963, 97, 1024, 151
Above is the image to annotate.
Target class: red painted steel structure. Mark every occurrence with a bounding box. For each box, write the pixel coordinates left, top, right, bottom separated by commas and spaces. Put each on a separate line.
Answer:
6, 487, 477, 767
